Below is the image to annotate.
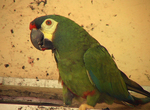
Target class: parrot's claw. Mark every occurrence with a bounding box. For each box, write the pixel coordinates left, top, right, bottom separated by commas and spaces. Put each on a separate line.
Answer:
79, 104, 94, 110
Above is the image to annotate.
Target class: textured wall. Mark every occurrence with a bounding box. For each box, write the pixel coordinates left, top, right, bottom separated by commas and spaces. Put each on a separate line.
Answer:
0, 0, 150, 85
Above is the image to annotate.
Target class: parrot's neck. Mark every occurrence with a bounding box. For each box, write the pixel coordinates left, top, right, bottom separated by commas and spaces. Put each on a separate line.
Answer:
52, 24, 100, 59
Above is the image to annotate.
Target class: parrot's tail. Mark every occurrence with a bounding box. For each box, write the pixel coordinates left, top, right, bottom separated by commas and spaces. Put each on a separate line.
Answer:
120, 70, 150, 105
131, 96, 150, 105
122, 96, 150, 107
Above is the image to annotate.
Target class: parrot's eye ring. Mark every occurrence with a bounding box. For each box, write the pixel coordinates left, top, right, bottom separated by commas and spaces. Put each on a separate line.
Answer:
46, 20, 52, 25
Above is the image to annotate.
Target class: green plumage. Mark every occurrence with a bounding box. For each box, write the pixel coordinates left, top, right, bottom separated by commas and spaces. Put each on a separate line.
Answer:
30, 15, 150, 107
52, 15, 100, 103
84, 46, 133, 102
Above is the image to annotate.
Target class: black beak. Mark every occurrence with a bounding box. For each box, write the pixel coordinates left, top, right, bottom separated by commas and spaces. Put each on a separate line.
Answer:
30, 29, 54, 51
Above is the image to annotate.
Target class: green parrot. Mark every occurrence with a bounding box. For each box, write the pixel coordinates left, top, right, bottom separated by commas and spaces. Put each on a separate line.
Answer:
29, 15, 150, 110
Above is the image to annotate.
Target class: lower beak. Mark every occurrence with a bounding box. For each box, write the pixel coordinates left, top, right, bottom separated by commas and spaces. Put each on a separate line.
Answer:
30, 29, 54, 51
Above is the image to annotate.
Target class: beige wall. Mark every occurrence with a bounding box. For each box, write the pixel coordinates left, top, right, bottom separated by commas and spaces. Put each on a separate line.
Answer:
0, 0, 150, 85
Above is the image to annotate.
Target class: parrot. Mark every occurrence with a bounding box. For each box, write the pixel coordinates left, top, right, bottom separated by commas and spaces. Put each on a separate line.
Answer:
29, 15, 150, 110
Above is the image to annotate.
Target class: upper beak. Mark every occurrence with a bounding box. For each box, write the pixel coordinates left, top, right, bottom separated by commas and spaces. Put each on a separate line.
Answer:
30, 29, 54, 51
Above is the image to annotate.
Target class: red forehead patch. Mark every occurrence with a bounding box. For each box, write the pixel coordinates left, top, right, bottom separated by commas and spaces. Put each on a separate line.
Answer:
29, 22, 37, 30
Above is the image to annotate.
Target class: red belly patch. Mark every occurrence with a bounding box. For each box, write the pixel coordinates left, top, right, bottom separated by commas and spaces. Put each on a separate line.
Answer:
61, 81, 95, 99
82, 90, 95, 99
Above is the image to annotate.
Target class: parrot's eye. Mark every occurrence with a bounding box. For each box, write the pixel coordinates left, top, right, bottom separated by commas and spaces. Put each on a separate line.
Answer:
46, 20, 52, 25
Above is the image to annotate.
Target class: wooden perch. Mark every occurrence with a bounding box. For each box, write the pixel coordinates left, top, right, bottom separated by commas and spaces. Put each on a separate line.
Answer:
0, 85, 106, 109
0, 85, 81, 107
0, 96, 63, 106
0, 81, 150, 110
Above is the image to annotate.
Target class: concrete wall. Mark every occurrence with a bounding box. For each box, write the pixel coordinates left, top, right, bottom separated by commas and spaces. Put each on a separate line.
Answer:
0, 0, 150, 86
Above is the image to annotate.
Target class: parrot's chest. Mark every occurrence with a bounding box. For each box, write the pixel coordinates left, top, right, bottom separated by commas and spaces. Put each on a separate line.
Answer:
57, 58, 95, 98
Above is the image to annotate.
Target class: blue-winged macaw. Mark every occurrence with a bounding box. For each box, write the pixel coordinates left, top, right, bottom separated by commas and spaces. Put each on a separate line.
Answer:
29, 15, 150, 110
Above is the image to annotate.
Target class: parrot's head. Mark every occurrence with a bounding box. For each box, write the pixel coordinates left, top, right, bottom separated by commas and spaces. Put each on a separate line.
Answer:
29, 15, 84, 50
29, 15, 60, 51
29, 15, 91, 52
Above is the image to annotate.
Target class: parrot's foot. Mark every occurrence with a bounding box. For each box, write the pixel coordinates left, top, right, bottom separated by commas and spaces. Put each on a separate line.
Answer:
79, 104, 94, 110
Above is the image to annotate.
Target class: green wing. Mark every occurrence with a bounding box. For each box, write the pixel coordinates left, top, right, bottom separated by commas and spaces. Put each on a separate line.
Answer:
83, 45, 134, 102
